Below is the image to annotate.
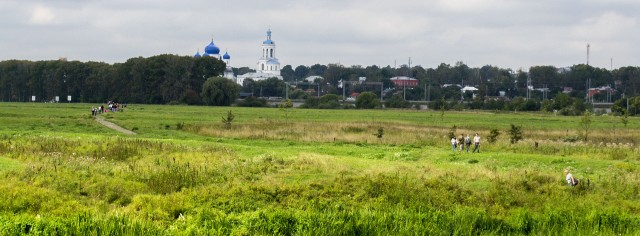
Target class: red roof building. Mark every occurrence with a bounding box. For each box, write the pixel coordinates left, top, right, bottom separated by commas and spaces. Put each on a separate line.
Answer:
390, 76, 419, 87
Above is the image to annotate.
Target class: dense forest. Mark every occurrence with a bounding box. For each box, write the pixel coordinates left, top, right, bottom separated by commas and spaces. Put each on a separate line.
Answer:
0, 55, 224, 104
1, 54, 639, 114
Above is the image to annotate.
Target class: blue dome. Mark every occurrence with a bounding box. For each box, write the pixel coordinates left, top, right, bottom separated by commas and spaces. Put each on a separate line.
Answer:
223, 51, 230, 60
203, 52, 210, 57
194, 51, 201, 58
263, 29, 275, 44
204, 41, 220, 54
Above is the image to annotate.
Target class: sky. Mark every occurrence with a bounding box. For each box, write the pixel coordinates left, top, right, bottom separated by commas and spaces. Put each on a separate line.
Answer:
1, 0, 639, 71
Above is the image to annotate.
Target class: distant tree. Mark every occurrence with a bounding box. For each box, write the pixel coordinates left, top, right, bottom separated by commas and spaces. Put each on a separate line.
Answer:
237, 96, 268, 107
309, 64, 328, 76
201, 77, 240, 106
385, 94, 411, 108
289, 89, 308, 99
356, 92, 380, 109
281, 65, 295, 82
318, 94, 341, 109
255, 77, 286, 97
180, 89, 202, 105
529, 66, 559, 88
301, 96, 319, 109
508, 96, 526, 111
301, 94, 341, 109
294, 65, 310, 80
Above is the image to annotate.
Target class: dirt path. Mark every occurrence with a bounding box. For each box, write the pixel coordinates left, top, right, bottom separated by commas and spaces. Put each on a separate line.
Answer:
95, 116, 137, 135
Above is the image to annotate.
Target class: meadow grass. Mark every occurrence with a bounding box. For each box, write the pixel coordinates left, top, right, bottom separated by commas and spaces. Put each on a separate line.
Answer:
0, 102, 639, 235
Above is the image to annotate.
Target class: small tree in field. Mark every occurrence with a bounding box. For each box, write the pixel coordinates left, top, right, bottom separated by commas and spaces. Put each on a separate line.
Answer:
509, 124, 523, 144
621, 112, 629, 128
488, 128, 500, 143
221, 110, 235, 130
374, 127, 384, 141
356, 92, 380, 109
279, 99, 294, 123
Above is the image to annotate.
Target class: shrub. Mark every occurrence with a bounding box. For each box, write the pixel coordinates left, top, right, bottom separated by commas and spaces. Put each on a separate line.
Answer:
509, 124, 523, 144
238, 96, 268, 107
385, 94, 411, 108
356, 92, 380, 109
221, 110, 235, 130
488, 128, 500, 143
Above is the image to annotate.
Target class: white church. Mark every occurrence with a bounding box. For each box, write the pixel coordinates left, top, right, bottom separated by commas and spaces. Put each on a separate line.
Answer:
194, 38, 235, 81
194, 29, 282, 85
236, 29, 283, 85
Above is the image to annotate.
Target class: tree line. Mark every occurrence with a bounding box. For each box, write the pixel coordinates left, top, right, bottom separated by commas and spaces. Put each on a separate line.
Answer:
1, 55, 639, 115
0, 55, 224, 104
270, 62, 640, 102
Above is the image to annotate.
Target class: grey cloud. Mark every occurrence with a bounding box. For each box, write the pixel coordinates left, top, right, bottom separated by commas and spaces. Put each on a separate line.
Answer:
1, 0, 640, 69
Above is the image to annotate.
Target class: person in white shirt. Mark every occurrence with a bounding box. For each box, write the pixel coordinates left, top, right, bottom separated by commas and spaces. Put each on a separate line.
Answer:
472, 133, 481, 153
565, 169, 579, 186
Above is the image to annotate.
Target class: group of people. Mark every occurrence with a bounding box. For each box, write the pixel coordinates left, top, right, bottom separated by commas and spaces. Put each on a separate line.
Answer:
91, 101, 125, 117
447, 132, 582, 188
450, 133, 481, 153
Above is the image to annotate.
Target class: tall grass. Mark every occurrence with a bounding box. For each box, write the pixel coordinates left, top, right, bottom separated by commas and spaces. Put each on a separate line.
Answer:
1, 103, 640, 234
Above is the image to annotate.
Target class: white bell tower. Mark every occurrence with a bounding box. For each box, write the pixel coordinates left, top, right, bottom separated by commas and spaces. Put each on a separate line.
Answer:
257, 29, 281, 75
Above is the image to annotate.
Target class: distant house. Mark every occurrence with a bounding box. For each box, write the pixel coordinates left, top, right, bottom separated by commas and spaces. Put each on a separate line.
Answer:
442, 84, 462, 88
303, 76, 323, 83
562, 87, 573, 94
460, 86, 478, 93
588, 86, 615, 98
390, 76, 418, 87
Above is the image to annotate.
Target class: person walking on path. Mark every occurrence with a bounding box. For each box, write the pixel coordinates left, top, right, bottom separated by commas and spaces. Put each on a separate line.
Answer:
451, 137, 458, 153
458, 135, 465, 152
473, 133, 481, 153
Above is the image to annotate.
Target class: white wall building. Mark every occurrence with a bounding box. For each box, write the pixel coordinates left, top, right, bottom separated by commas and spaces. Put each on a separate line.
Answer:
237, 29, 283, 85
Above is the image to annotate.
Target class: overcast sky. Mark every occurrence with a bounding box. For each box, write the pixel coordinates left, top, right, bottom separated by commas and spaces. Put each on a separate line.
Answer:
2, 0, 639, 71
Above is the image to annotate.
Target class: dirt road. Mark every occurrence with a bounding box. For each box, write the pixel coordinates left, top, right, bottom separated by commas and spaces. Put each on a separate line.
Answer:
95, 116, 137, 135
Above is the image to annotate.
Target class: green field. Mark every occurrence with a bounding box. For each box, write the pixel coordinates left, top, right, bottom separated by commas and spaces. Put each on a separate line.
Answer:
0, 102, 639, 235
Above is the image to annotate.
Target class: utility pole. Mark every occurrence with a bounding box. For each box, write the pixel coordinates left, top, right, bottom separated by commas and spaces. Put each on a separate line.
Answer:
403, 82, 406, 100
380, 83, 383, 102
424, 84, 427, 101
586, 43, 591, 103
285, 82, 289, 100
526, 75, 531, 100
